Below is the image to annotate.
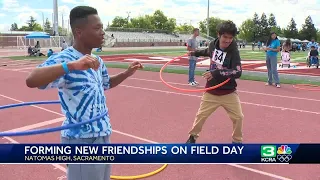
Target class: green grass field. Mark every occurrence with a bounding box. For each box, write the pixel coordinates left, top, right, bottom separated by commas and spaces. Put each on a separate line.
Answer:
4, 47, 318, 86
239, 50, 308, 62
104, 62, 320, 86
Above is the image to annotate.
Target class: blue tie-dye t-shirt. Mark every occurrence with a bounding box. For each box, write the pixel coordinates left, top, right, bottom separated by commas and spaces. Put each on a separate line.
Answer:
37, 46, 112, 139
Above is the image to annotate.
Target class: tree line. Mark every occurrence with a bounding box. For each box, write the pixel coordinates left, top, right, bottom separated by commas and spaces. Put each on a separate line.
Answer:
238, 12, 320, 42
9, 11, 320, 42
108, 10, 195, 34
108, 10, 320, 42
9, 16, 68, 36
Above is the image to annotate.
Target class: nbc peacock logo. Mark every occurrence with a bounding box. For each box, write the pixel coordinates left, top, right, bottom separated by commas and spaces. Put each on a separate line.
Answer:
276, 145, 292, 163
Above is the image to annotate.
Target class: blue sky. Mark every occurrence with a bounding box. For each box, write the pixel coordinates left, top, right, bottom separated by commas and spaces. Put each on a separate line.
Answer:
0, 0, 320, 32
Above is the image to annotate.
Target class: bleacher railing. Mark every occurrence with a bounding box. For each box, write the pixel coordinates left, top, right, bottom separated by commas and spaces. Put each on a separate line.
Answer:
0, 36, 67, 49
105, 27, 173, 34
113, 38, 181, 42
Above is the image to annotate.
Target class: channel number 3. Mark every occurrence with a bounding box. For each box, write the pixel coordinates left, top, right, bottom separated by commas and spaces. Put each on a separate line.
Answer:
261, 145, 276, 157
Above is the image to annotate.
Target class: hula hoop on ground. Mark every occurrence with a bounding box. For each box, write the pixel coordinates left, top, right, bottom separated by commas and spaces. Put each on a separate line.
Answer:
159, 54, 230, 92
0, 100, 168, 179
110, 164, 168, 180
292, 84, 320, 91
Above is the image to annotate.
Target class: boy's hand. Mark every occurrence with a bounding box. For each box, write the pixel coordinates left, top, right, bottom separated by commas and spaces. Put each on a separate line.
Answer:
68, 55, 100, 71
124, 61, 143, 76
202, 71, 213, 81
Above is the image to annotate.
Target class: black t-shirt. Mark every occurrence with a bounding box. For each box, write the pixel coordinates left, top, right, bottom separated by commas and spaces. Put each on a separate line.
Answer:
310, 50, 319, 56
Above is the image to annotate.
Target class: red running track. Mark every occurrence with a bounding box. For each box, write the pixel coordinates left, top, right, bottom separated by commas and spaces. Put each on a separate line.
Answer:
0, 59, 320, 180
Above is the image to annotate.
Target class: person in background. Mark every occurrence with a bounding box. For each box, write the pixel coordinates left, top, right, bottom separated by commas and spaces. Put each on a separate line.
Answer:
308, 45, 319, 66
282, 39, 292, 52
257, 41, 261, 51
47, 49, 54, 57
264, 32, 281, 88
35, 41, 40, 49
187, 28, 200, 86
61, 41, 68, 51
280, 39, 292, 67
307, 38, 318, 50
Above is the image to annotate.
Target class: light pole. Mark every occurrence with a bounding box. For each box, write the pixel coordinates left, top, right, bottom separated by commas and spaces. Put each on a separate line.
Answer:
53, 0, 59, 36
206, 0, 209, 37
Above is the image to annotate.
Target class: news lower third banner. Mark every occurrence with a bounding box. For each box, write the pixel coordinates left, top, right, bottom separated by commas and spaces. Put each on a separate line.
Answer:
0, 144, 319, 164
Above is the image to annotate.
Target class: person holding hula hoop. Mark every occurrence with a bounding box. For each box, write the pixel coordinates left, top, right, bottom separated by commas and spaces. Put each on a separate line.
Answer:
25, 6, 143, 180
186, 21, 244, 144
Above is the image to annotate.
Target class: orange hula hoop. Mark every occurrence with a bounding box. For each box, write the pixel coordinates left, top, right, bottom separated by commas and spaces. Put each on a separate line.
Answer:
159, 53, 230, 92
292, 84, 320, 91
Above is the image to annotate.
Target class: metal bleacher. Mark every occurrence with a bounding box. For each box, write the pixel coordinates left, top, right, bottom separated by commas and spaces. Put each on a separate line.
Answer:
104, 30, 210, 43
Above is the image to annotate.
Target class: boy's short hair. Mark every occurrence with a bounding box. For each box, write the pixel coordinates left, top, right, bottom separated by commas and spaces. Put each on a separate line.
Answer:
217, 20, 238, 36
69, 6, 98, 29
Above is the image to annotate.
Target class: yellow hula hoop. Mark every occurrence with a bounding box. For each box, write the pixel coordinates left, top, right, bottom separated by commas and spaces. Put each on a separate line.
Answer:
110, 164, 168, 179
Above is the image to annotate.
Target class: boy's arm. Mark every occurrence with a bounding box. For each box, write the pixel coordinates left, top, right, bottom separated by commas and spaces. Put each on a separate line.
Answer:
190, 42, 212, 57
26, 57, 69, 89
26, 55, 100, 89
210, 49, 242, 79
101, 60, 142, 90
191, 48, 210, 57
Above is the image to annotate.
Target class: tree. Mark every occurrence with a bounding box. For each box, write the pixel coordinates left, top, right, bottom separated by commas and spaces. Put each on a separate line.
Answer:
317, 31, 320, 42
163, 18, 176, 32
267, 13, 282, 36
175, 23, 194, 33
108, 10, 176, 33
259, 13, 270, 42
283, 18, 298, 38
199, 17, 224, 38
238, 19, 255, 42
299, 16, 317, 41
268, 13, 277, 27
151, 10, 167, 30
32, 24, 43, 31
130, 15, 154, 29
110, 16, 128, 28
10, 23, 18, 31
58, 26, 68, 36
18, 16, 43, 31
26, 16, 37, 30
43, 18, 52, 33
252, 12, 261, 42
151, 10, 176, 32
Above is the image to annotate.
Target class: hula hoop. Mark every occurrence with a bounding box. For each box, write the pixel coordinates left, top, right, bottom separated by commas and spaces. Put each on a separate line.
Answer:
0, 101, 107, 137
110, 164, 168, 180
159, 53, 230, 92
292, 84, 320, 91
0, 101, 168, 179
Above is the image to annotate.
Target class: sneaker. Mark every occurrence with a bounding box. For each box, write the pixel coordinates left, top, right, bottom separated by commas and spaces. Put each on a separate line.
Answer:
276, 84, 281, 88
188, 82, 197, 86
265, 82, 272, 86
194, 81, 199, 85
186, 135, 196, 143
